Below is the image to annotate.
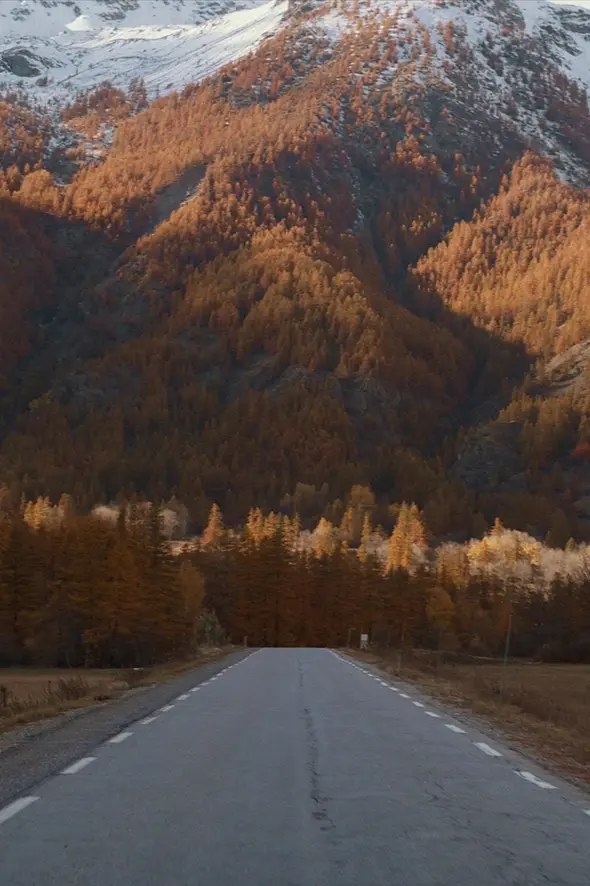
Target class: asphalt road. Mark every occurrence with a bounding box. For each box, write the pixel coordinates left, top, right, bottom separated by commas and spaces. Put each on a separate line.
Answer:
0, 649, 251, 809
1, 648, 589, 885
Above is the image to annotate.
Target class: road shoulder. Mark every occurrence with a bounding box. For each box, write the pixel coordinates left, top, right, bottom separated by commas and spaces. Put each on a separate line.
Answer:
0, 649, 248, 808
343, 649, 590, 799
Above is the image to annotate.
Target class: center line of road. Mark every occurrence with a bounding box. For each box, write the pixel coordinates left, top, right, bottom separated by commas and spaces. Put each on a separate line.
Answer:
176, 694, 190, 701
62, 757, 96, 775
108, 731, 133, 745
583, 810, 590, 817
474, 742, 503, 757
516, 771, 557, 790
190, 687, 201, 693
413, 701, 425, 707
425, 711, 441, 718
140, 716, 158, 725
445, 724, 466, 734
0, 797, 39, 826
159, 704, 174, 713
400, 693, 410, 699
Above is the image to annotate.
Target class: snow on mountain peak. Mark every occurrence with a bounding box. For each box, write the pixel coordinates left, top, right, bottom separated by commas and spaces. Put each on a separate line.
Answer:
0, 0, 288, 105
2, 0, 589, 109
315, 0, 589, 91
0, 0, 589, 188
305, 0, 590, 186
66, 15, 99, 33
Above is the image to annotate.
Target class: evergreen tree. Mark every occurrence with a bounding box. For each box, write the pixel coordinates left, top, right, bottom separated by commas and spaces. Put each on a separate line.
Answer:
202, 503, 225, 547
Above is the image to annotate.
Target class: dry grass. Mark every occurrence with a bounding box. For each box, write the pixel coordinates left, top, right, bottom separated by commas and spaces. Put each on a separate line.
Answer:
0, 646, 234, 733
349, 649, 590, 788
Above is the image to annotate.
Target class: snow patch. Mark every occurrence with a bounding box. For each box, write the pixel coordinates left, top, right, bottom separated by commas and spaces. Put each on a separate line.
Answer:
65, 14, 98, 33
550, 1, 590, 9
316, 8, 350, 41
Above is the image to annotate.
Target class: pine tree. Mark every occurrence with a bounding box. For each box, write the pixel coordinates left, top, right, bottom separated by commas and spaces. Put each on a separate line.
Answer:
357, 512, 373, 563
202, 503, 225, 547
313, 517, 337, 557
386, 502, 412, 572
245, 507, 265, 545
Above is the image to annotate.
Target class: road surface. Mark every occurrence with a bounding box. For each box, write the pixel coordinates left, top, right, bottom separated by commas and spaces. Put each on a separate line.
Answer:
0, 648, 589, 885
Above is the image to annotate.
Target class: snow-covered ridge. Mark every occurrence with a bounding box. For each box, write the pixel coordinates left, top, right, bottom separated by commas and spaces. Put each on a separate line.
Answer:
0, 0, 288, 105
1, 0, 262, 34
314, 0, 590, 92
306, 0, 590, 185
1, 0, 589, 194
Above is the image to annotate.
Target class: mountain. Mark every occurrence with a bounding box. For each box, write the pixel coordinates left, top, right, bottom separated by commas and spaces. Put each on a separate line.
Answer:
0, 0, 287, 105
0, 0, 589, 541
2, 0, 590, 183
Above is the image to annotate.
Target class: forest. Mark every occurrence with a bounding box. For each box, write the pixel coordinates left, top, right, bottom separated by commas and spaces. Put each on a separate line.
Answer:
2, 496, 589, 666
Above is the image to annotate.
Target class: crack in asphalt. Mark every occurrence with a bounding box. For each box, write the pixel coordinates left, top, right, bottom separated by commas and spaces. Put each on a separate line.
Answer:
298, 657, 336, 834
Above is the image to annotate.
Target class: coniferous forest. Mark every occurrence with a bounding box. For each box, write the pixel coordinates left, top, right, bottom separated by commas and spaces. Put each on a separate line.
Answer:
2, 497, 590, 666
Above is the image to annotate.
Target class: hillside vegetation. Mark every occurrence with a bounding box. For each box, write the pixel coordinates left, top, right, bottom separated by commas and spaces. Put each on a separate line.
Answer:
0, 2, 589, 545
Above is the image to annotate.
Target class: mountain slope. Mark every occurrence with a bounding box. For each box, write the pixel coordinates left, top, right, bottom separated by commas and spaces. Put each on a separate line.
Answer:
0, 0, 287, 104
0, 0, 589, 540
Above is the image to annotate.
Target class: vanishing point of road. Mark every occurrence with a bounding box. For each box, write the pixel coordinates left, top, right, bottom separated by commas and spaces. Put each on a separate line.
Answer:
1, 648, 589, 885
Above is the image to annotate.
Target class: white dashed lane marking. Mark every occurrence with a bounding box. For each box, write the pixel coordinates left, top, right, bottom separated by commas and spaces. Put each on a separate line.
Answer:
62, 757, 96, 775
11, 660, 237, 794
108, 732, 133, 745
516, 771, 557, 790
333, 653, 590, 815
474, 742, 503, 758
0, 797, 39, 825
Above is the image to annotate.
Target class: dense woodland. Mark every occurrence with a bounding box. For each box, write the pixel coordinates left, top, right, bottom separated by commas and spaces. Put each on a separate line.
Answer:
0, 3, 589, 601
0, 499, 209, 667
193, 501, 590, 661
3, 498, 589, 666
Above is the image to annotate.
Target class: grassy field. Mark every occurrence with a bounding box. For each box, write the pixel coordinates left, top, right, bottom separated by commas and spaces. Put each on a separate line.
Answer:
0, 668, 130, 733
350, 650, 590, 787
0, 669, 127, 705
0, 647, 233, 733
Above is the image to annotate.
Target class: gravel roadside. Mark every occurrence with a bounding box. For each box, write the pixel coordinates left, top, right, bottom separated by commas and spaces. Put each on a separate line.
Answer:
0, 649, 250, 808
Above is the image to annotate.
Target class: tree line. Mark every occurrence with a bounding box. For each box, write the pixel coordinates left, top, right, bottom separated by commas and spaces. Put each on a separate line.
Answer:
2, 495, 589, 667
192, 503, 590, 662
